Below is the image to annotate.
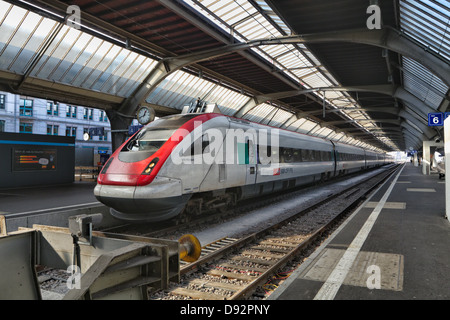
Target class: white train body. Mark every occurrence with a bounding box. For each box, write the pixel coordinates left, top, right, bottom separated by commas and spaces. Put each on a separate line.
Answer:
94, 113, 392, 222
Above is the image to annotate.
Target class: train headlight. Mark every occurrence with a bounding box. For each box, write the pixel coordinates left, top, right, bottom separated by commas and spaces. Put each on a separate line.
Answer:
142, 158, 159, 175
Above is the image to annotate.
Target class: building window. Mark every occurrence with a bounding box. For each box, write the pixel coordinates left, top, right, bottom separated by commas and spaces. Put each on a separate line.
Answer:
19, 99, 33, 116
99, 110, 108, 122
99, 131, 108, 141
66, 126, 77, 137
19, 122, 33, 134
0, 120, 5, 132
0, 95, 5, 109
47, 124, 59, 135
66, 105, 77, 118
84, 108, 93, 120
47, 102, 59, 116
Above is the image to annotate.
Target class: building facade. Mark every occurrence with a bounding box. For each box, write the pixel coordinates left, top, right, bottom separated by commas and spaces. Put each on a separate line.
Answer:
0, 91, 112, 158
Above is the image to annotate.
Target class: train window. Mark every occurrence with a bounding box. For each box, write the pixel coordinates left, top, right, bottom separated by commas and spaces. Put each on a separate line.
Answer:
309, 149, 315, 161
293, 149, 302, 162
184, 134, 211, 157
202, 134, 211, 154
281, 147, 294, 163
258, 145, 270, 164
257, 147, 336, 163
271, 146, 279, 163
318, 151, 323, 161
301, 149, 308, 162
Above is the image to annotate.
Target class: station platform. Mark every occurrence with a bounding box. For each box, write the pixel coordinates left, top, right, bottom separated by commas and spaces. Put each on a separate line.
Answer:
269, 163, 450, 300
0, 181, 99, 215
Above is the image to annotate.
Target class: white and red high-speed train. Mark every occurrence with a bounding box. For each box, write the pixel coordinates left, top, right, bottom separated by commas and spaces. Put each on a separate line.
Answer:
94, 112, 392, 222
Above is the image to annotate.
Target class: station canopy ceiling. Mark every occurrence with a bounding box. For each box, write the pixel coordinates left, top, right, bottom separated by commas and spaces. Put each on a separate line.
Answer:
0, 0, 449, 152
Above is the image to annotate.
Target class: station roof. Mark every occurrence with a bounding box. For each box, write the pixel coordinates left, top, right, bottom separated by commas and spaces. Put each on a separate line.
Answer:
0, 0, 448, 152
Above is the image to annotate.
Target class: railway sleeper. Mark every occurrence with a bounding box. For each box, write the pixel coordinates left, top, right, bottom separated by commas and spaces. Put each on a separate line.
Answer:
207, 269, 257, 282
188, 278, 243, 292
231, 256, 277, 266
249, 245, 292, 254
259, 239, 300, 248
218, 262, 268, 274
169, 287, 229, 300
241, 249, 284, 259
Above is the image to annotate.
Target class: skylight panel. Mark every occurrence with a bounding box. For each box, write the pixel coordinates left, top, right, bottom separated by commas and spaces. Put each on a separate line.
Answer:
268, 108, 293, 127
400, 0, 450, 60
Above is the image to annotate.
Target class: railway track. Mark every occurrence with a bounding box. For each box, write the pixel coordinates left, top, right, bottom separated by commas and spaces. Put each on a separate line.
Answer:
151, 164, 401, 300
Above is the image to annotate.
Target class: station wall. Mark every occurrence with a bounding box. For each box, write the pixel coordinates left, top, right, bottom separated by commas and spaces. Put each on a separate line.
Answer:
0, 132, 75, 188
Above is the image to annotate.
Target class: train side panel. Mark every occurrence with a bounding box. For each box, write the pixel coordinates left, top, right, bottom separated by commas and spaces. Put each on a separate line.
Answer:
334, 143, 365, 174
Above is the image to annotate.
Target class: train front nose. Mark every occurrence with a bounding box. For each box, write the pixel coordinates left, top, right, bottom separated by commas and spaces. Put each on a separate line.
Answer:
94, 183, 136, 213
95, 120, 194, 222
94, 178, 189, 222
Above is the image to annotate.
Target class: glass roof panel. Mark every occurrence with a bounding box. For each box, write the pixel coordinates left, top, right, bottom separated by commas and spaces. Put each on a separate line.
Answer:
296, 119, 318, 134
117, 54, 156, 97
399, 0, 449, 133
285, 118, 306, 132
267, 108, 293, 127
0, 5, 25, 49
0, 0, 160, 98
400, 0, 450, 60
243, 103, 275, 123
146, 68, 250, 114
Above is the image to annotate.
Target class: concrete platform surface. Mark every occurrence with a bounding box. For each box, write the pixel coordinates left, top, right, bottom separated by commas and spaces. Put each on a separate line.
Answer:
0, 181, 99, 215
269, 163, 450, 300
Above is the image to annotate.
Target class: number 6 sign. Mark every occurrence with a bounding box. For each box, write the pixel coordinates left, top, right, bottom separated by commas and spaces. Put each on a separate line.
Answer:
428, 113, 443, 126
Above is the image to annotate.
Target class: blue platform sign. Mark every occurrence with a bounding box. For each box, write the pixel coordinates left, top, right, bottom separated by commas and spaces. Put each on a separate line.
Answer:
128, 125, 143, 135
88, 127, 105, 136
428, 112, 444, 126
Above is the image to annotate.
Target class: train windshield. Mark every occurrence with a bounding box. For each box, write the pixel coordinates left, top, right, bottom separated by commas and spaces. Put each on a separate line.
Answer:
119, 114, 204, 162
127, 129, 176, 154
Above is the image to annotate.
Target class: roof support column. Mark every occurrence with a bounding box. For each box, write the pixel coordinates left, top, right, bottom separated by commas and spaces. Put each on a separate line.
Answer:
118, 60, 175, 116
106, 109, 134, 152
444, 117, 450, 222
422, 140, 444, 175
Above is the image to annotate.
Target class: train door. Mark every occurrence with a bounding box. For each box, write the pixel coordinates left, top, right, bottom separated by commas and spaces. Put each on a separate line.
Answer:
244, 134, 257, 185
226, 119, 258, 198
330, 141, 337, 176
364, 150, 367, 168
231, 126, 258, 186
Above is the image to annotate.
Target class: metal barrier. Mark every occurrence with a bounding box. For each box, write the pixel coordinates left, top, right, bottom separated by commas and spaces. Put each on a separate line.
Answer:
0, 214, 193, 300
74, 166, 100, 181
